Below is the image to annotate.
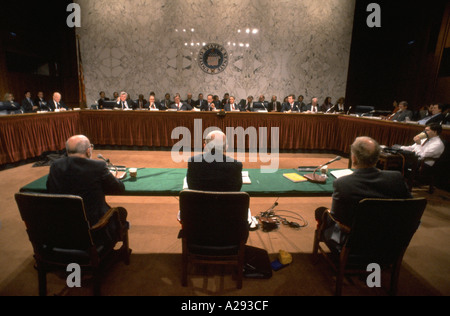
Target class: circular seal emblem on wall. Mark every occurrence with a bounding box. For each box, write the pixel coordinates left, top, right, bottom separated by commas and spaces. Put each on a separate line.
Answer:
198, 43, 229, 74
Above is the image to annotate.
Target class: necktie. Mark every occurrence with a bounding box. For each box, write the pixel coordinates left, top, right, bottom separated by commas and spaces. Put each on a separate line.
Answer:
422, 139, 429, 147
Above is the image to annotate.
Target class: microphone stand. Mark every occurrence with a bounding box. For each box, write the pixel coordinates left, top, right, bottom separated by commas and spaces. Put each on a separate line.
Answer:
346, 106, 352, 115
326, 104, 336, 114
98, 154, 118, 177
304, 156, 342, 184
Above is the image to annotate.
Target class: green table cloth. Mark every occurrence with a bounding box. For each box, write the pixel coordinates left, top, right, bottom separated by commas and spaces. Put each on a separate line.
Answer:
20, 168, 338, 197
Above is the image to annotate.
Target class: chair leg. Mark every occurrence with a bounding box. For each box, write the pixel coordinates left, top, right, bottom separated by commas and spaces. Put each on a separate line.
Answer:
312, 230, 320, 263
335, 248, 350, 296
37, 269, 47, 296
181, 239, 188, 287
122, 232, 131, 265
389, 253, 405, 296
93, 270, 102, 296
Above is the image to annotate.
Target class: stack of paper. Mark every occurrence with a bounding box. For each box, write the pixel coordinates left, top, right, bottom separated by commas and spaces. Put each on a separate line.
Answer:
242, 171, 251, 184
330, 169, 353, 179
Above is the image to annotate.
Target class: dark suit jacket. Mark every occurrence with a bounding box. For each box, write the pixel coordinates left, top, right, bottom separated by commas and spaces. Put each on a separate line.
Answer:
97, 97, 110, 109
201, 103, 217, 111
239, 100, 255, 112
325, 168, 412, 246
187, 153, 243, 192
391, 109, 413, 122
160, 99, 173, 110
21, 98, 37, 113
171, 102, 192, 111
48, 100, 69, 111
425, 113, 445, 125
269, 101, 281, 112
148, 102, 162, 110
135, 99, 148, 109
195, 99, 207, 109
224, 103, 241, 111
34, 98, 50, 111
47, 157, 125, 225
306, 103, 321, 112
334, 104, 347, 113
298, 102, 307, 112
116, 100, 137, 110
281, 102, 300, 112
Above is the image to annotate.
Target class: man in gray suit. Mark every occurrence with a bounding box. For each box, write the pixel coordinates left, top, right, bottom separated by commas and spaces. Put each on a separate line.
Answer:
390, 101, 413, 122
315, 136, 412, 248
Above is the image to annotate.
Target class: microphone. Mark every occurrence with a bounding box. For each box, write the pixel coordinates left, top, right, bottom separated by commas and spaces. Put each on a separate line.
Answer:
97, 154, 110, 164
304, 156, 342, 184
98, 154, 121, 177
326, 104, 336, 113
267, 201, 279, 213
346, 106, 352, 115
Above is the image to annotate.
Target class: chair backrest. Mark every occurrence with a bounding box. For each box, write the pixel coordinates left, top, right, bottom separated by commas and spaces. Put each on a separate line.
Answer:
345, 198, 427, 264
179, 190, 250, 247
15, 192, 94, 251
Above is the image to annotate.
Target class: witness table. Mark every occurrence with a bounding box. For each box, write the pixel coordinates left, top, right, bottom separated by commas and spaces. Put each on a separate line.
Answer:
20, 168, 337, 197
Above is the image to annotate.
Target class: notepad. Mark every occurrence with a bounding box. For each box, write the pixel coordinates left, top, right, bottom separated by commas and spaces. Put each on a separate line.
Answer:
330, 169, 354, 179
242, 171, 251, 184
283, 173, 307, 183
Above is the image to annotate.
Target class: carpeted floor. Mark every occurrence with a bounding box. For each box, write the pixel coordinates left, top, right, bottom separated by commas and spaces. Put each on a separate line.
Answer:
0, 150, 449, 296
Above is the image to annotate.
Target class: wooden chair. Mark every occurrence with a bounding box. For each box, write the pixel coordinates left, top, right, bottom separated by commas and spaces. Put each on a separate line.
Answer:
415, 140, 449, 193
179, 189, 250, 289
15, 192, 131, 296
312, 198, 427, 296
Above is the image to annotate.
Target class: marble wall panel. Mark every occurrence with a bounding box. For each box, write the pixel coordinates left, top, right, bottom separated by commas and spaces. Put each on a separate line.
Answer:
75, 0, 355, 106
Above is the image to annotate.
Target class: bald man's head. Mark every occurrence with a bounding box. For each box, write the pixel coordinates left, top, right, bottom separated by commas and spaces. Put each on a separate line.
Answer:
204, 130, 227, 153
66, 135, 92, 158
53, 92, 61, 102
351, 136, 380, 168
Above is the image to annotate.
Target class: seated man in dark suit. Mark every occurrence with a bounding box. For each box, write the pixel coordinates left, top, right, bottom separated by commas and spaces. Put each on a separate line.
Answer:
224, 96, 241, 112
46, 135, 128, 245
48, 92, 69, 111
35, 91, 50, 111
201, 94, 218, 111
187, 130, 242, 192
253, 95, 269, 111
240, 96, 255, 112
97, 91, 110, 109
315, 136, 412, 248
417, 103, 445, 125
281, 94, 299, 113
269, 95, 282, 112
116, 91, 136, 110
148, 94, 161, 111
21, 91, 39, 113
390, 101, 413, 122
306, 97, 320, 113
171, 95, 193, 111
195, 93, 207, 110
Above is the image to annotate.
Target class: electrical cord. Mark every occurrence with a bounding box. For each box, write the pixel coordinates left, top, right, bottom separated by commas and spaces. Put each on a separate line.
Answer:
257, 199, 308, 231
